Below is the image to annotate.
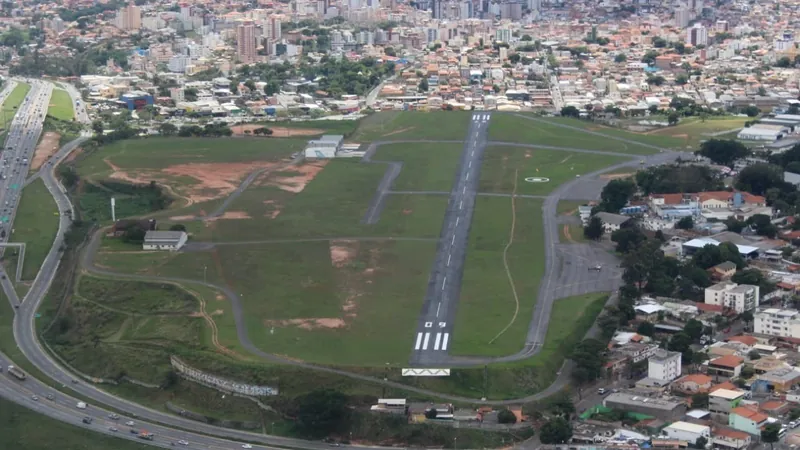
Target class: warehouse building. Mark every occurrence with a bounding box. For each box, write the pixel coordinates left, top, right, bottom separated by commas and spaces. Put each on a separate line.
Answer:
143, 231, 188, 251
603, 393, 686, 421
304, 134, 344, 159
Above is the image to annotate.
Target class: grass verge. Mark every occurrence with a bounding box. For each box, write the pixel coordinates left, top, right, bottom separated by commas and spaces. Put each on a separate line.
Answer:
47, 88, 74, 121
5, 178, 59, 281
350, 111, 471, 142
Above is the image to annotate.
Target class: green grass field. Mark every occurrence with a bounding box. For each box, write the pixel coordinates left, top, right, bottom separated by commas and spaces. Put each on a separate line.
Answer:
451, 197, 544, 356
1, 83, 30, 130
480, 146, 629, 196
538, 117, 685, 149
264, 119, 359, 137
47, 88, 74, 122
0, 396, 153, 450
6, 179, 59, 281
561, 223, 586, 243
489, 114, 659, 155
376, 142, 463, 191
647, 116, 749, 147
350, 111, 471, 142
556, 200, 585, 215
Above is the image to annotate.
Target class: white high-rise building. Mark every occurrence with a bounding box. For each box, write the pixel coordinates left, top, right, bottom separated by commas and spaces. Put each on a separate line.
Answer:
236, 20, 257, 64
686, 23, 708, 46
495, 28, 512, 43
648, 349, 682, 383
704, 281, 759, 313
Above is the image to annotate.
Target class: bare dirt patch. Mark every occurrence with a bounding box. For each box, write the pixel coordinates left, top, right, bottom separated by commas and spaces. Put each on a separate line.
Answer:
207, 211, 251, 220
600, 172, 635, 180
266, 318, 347, 330
230, 124, 325, 137
31, 132, 60, 170
263, 199, 282, 219
163, 161, 278, 203
262, 160, 328, 193
381, 127, 414, 137
524, 151, 532, 159
330, 239, 358, 268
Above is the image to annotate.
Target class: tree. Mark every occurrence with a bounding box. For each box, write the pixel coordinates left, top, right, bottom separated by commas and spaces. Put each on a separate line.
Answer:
159, 123, 177, 136
570, 339, 607, 385
597, 179, 636, 213
695, 437, 708, 450
744, 105, 760, 117
776, 56, 792, 68
91, 120, 103, 135
384, 46, 396, 57
539, 417, 572, 444
691, 392, 709, 409
424, 408, 437, 419
169, 224, 187, 232
748, 350, 762, 360
683, 319, 704, 341
122, 226, 147, 244
497, 409, 517, 424
560, 105, 580, 118
521, 34, 532, 41
725, 217, 747, 233
492, 84, 501, 94
614, 53, 627, 63
611, 227, 646, 254
762, 423, 781, 450
675, 74, 689, 85
294, 389, 349, 437
418, 78, 428, 92
668, 332, 693, 353
667, 112, 680, 126
676, 216, 694, 230
636, 321, 655, 337
740, 310, 754, 329
735, 163, 783, 196
584, 216, 604, 240
697, 139, 750, 166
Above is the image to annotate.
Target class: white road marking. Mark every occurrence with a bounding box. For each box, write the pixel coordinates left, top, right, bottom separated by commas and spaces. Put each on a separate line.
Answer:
434, 333, 442, 350
447, 254, 451, 266
455, 217, 460, 227
459, 200, 463, 209
451, 235, 455, 245
468, 161, 472, 168
442, 276, 447, 290
436, 302, 441, 317
465, 172, 469, 181
462, 186, 466, 194
471, 150, 474, 156
415, 332, 423, 350
422, 332, 431, 350
441, 333, 449, 350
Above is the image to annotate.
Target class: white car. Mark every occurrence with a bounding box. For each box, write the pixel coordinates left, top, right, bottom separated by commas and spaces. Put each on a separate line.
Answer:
242, 445, 253, 449
125, 421, 135, 426
178, 440, 189, 446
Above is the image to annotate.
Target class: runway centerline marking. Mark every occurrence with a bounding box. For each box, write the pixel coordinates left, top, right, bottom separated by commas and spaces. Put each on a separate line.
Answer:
436, 302, 441, 317
451, 235, 455, 245
455, 217, 460, 227
466, 172, 470, 181
459, 200, 463, 209
422, 332, 431, 350
441, 276, 447, 290
447, 254, 451, 266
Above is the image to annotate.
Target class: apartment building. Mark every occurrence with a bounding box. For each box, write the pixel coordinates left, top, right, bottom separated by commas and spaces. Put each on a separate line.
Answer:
704, 282, 760, 314
648, 349, 682, 383
754, 308, 800, 338
709, 388, 746, 422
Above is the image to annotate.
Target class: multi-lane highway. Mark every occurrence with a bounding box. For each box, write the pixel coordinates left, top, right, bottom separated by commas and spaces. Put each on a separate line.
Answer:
410, 112, 491, 366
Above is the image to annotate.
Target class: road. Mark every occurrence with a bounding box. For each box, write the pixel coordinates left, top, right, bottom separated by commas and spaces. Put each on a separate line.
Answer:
410, 112, 491, 366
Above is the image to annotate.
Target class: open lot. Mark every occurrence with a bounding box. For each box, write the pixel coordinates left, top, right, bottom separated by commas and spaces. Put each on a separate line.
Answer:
349, 111, 471, 142
489, 114, 660, 155
0, 83, 30, 130
5, 178, 59, 281
47, 88, 74, 122
646, 116, 750, 147
450, 196, 544, 357
480, 146, 629, 196
538, 116, 685, 149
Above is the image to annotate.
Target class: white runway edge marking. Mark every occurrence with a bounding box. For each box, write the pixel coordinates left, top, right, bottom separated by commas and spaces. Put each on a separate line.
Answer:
434, 333, 442, 350
415, 332, 423, 350
422, 332, 431, 350
441, 333, 449, 350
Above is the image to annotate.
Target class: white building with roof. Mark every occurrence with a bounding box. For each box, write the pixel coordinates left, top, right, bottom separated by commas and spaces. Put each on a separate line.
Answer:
648, 349, 682, 383
754, 308, 800, 338
662, 421, 711, 443
704, 282, 760, 313
304, 135, 344, 159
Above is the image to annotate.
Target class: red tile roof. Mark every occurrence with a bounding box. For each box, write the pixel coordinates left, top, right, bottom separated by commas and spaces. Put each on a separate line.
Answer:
713, 427, 750, 440
710, 355, 745, 368
727, 335, 758, 346
676, 374, 713, 385
731, 406, 768, 424
696, 302, 724, 313
710, 382, 739, 392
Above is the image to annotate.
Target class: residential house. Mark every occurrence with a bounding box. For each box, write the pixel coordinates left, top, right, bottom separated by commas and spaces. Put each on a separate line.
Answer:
712, 427, 752, 450
708, 261, 737, 281
707, 355, 745, 381
672, 374, 713, 395
593, 212, 633, 232
662, 421, 711, 443
756, 368, 800, 393
704, 282, 760, 314
759, 400, 791, 416
728, 406, 769, 435
709, 388, 746, 422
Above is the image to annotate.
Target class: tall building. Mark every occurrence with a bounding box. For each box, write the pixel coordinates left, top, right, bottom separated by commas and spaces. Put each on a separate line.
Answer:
431, 0, 442, 19
686, 24, 708, 46
674, 6, 691, 28
528, 0, 541, 11
704, 281, 759, 314
117, 3, 142, 31
265, 17, 282, 41
495, 28, 512, 43
236, 20, 257, 64
648, 349, 682, 383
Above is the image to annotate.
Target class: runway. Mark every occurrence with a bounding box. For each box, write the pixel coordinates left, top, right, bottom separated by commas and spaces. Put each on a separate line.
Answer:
409, 112, 490, 366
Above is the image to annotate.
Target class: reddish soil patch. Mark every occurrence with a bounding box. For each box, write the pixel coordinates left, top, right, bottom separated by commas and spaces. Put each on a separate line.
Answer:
230, 124, 325, 137
262, 160, 328, 193
163, 161, 278, 203
64, 147, 83, 163
524, 151, 532, 159
263, 200, 282, 219
266, 318, 347, 330
170, 215, 195, 221
381, 127, 414, 137
330, 239, 358, 268
31, 132, 60, 170
402, 209, 412, 215
206, 211, 251, 221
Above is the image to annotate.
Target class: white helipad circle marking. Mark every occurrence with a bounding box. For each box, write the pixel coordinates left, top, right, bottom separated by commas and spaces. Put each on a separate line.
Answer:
524, 177, 550, 183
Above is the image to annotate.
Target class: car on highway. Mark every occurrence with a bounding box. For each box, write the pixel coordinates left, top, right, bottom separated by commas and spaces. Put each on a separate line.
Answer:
31, 395, 38, 401
45, 393, 54, 401
82, 416, 93, 424
108, 413, 120, 420
109, 427, 119, 432
242, 445, 253, 449
178, 440, 189, 446
125, 421, 135, 426
589, 265, 602, 271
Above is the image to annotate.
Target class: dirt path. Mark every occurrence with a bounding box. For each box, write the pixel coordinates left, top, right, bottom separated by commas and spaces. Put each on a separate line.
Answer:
563, 224, 574, 243
185, 285, 242, 359
489, 169, 521, 345
31, 132, 61, 170
230, 124, 325, 137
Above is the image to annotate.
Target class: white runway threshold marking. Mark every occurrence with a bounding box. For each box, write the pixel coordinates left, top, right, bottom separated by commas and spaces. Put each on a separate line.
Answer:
441, 333, 449, 350
434, 333, 442, 350
415, 332, 423, 350
422, 332, 431, 350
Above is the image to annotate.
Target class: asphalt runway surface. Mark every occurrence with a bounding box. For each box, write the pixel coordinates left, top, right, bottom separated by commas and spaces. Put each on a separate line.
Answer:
409, 112, 491, 366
